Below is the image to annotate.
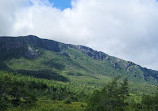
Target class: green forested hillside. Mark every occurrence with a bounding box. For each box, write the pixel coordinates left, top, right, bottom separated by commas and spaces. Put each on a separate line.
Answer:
3, 47, 157, 94
0, 35, 158, 85
0, 35, 158, 111
1, 72, 158, 111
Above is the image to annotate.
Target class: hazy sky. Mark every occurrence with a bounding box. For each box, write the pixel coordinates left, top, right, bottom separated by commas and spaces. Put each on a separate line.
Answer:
0, 0, 158, 70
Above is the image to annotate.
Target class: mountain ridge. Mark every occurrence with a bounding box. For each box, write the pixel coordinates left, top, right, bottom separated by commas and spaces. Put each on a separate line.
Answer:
0, 35, 158, 84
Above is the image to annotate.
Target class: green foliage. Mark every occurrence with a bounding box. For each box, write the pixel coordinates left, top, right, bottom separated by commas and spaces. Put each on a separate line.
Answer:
16, 69, 68, 81
140, 92, 158, 111
0, 72, 90, 110
0, 74, 38, 110
1, 72, 158, 111
4, 49, 157, 95
85, 77, 158, 111
86, 77, 129, 111
6, 100, 86, 111
0, 99, 8, 111
43, 59, 65, 70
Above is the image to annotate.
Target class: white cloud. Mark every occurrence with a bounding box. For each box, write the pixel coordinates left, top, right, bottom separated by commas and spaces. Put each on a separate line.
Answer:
0, 0, 28, 35
1, 0, 158, 70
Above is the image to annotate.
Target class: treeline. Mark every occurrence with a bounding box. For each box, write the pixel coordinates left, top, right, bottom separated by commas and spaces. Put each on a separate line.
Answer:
85, 76, 158, 111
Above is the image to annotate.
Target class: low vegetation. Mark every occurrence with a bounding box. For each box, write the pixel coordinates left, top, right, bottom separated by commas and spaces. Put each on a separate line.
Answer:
0, 72, 158, 111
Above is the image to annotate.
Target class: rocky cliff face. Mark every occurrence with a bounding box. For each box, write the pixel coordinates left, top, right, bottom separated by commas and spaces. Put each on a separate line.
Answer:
68, 45, 108, 61
0, 35, 67, 59
0, 35, 109, 60
0, 36, 37, 59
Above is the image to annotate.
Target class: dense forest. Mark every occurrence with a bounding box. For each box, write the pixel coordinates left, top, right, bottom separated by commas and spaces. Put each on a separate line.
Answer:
0, 72, 87, 111
86, 77, 158, 111
1, 72, 158, 111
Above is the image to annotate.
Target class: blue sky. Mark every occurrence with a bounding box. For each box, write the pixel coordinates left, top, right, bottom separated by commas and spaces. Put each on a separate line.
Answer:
49, 0, 72, 10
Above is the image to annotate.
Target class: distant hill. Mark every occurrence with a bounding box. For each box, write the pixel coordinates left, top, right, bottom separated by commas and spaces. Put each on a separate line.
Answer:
0, 35, 158, 88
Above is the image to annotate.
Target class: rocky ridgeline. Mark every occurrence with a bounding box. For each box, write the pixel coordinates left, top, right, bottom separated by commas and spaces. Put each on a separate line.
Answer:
0, 35, 158, 82
0, 35, 151, 72
0, 35, 66, 59
68, 44, 141, 71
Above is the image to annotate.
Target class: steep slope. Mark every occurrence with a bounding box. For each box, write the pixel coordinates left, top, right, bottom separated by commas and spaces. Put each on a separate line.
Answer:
70, 45, 158, 83
0, 35, 158, 86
